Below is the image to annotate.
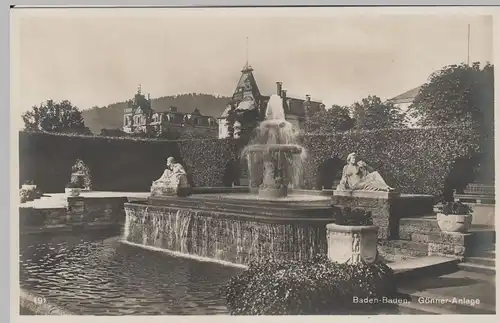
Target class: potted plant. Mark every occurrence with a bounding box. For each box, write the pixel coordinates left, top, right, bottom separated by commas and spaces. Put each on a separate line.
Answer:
65, 182, 82, 197
436, 201, 473, 233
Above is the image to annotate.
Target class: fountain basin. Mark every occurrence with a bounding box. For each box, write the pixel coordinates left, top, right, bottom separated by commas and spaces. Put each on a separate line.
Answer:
124, 193, 333, 266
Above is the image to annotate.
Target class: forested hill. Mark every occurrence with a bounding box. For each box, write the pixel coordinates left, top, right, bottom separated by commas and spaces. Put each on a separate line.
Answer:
82, 93, 231, 133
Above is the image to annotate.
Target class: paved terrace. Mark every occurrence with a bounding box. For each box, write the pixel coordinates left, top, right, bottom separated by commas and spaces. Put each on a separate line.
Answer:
19, 191, 150, 209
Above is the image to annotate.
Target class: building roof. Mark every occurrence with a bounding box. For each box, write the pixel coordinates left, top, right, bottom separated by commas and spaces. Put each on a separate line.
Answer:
388, 85, 422, 104
232, 66, 262, 102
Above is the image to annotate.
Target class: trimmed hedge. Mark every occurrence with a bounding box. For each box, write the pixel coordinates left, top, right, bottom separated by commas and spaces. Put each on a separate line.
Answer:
19, 131, 235, 193
19, 126, 485, 195
301, 126, 484, 196
223, 255, 397, 315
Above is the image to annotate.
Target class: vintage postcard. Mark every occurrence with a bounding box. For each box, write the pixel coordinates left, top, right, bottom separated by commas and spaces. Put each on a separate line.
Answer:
10, 5, 497, 320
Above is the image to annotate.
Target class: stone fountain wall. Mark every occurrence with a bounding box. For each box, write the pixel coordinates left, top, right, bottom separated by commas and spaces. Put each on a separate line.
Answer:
124, 203, 329, 265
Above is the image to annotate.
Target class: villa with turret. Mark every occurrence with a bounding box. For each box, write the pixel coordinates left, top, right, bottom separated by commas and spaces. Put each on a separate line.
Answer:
122, 64, 324, 139
122, 86, 218, 136
218, 63, 325, 139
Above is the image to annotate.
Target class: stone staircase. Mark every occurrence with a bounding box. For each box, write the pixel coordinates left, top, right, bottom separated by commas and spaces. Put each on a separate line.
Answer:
386, 212, 496, 314
379, 216, 473, 260
460, 245, 496, 275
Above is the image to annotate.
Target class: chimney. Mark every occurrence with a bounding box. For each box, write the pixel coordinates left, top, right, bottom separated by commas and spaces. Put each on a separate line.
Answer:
276, 82, 283, 96
148, 93, 151, 100
282, 90, 287, 112
281, 89, 287, 100
306, 95, 311, 102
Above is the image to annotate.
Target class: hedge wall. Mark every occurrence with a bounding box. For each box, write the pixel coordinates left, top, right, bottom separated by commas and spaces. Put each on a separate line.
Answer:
19, 131, 235, 193
19, 126, 486, 196
300, 126, 484, 196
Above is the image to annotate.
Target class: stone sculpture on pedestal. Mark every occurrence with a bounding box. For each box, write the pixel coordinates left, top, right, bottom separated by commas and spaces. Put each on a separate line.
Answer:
151, 157, 191, 197
336, 152, 394, 192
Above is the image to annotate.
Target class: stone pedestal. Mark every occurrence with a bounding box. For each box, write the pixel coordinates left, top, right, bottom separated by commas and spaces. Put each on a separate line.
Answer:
326, 223, 378, 264
332, 190, 400, 239
151, 175, 190, 197
66, 196, 85, 223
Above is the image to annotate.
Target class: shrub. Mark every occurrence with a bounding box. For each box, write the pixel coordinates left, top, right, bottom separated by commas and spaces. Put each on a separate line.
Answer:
333, 207, 374, 226
439, 201, 473, 215
223, 255, 397, 315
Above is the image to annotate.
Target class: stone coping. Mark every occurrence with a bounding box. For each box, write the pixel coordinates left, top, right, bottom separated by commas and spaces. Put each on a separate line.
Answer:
333, 190, 401, 199
125, 202, 333, 224
326, 223, 379, 233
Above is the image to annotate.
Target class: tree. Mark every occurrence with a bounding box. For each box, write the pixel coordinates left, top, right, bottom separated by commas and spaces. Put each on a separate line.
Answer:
305, 105, 355, 133
22, 100, 91, 134
351, 95, 407, 130
410, 62, 494, 129
224, 101, 259, 142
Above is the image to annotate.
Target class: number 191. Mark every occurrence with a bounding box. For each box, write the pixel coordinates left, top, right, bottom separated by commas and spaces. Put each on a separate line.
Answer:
33, 297, 46, 305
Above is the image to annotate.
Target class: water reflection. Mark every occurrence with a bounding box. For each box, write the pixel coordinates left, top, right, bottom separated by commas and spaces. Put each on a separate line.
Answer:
20, 231, 242, 315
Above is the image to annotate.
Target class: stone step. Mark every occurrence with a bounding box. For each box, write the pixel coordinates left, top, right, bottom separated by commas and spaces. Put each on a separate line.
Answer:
464, 183, 495, 195
379, 240, 428, 258
390, 256, 459, 282
458, 262, 496, 276
397, 289, 496, 315
455, 197, 495, 206
406, 231, 473, 245
399, 217, 441, 239
466, 255, 496, 267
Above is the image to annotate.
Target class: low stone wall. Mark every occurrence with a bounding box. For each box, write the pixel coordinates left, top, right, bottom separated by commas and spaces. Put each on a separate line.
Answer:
331, 191, 435, 240
19, 196, 129, 233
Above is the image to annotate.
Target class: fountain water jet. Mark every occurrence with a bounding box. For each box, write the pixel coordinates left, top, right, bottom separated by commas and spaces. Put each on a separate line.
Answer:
242, 94, 307, 198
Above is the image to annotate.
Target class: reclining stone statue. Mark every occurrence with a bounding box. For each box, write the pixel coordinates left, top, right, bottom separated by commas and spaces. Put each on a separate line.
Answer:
336, 152, 394, 192
151, 157, 191, 197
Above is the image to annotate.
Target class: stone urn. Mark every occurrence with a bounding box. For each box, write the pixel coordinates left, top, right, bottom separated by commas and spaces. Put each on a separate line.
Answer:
326, 223, 379, 264
437, 213, 472, 233
436, 202, 473, 233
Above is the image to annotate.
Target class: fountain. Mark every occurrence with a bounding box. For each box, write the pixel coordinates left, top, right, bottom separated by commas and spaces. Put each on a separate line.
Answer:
123, 93, 333, 266
242, 95, 306, 198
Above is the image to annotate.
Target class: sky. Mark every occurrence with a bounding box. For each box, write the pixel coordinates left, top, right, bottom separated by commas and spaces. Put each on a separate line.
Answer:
11, 8, 493, 119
